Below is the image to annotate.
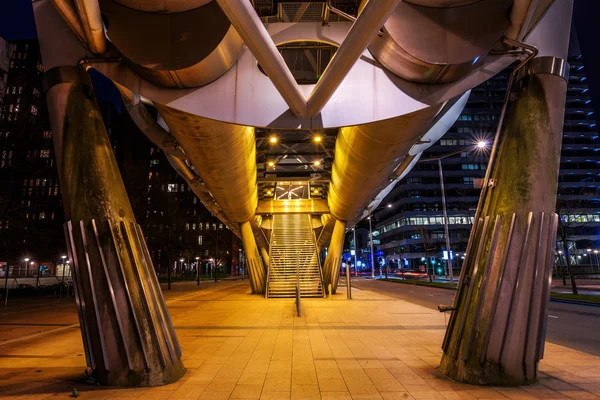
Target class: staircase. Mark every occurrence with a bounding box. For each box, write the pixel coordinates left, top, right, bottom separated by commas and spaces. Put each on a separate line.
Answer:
266, 214, 325, 298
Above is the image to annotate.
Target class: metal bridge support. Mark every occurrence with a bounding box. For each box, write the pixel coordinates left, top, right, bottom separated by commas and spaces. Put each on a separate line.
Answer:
322, 219, 346, 294
45, 66, 186, 386
241, 221, 267, 294
439, 57, 569, 385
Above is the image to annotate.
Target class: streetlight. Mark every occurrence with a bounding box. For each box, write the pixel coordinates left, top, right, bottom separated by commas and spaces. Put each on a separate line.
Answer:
368, 215, 375, 278
419, 142, 490, 284
61, 255, 67, 282
195, 256, 200, 285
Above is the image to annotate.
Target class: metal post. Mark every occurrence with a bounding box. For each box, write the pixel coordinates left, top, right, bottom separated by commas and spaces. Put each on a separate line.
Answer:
438, 159, 454, 284
167, 260, 172, 290
4, 264, 9, 306
368, 215, 375, 278
215, 227, 219, 283
346, 262, 352, 299
35, 263, 40, 288
353, 228, 357, 277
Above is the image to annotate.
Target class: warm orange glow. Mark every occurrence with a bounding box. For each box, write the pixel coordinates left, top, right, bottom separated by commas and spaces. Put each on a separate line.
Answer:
269, 136, 278, 144
313, 135, 323, 143
267, 161, 275, 167
313, 160, 321, 166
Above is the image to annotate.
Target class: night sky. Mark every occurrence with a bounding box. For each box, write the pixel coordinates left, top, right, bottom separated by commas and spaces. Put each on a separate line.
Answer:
0, 1, 600, 115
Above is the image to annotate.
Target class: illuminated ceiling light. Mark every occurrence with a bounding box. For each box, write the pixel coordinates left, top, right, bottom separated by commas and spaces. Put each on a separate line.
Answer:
267, 161, 275, 167
269, 135, 278, 144
266, 190, 272, 195
313, 135, 323, 143
477, 140, 488, 149
387, 204, 392, 208
313, 160, 321, 166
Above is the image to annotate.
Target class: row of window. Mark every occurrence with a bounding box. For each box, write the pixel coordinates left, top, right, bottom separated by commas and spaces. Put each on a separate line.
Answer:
560, 214, 600, 223
457, 114, 498, 121
378, 216, 476, 234
185, 223, 224, 231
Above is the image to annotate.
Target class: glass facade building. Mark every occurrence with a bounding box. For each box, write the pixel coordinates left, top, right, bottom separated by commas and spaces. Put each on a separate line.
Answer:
372, 26, 599, 274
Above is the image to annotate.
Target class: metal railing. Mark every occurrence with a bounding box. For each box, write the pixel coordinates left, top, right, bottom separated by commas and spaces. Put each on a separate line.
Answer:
309, 215, 328, 298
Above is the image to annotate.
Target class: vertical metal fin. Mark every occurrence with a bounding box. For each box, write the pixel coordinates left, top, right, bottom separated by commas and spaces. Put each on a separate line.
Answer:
522, 212, 545, 366
119, 221, 167, 368
64, 221, 95, 370
130, 222, 177, 363
480, 213, 517, 364
134, 223, 183, 358
536, 213, 558, 361
107, 220, 150, 369
499, 211, 534, 366
442, 217, 482, 352
453, 216, 491, 358
79, 221, 110, 372
91, 219, 133, 371
463, 214, 502, 362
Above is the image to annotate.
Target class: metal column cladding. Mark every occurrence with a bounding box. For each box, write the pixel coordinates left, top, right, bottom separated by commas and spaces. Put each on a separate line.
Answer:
155, 103, 258, 224
327, 105, 444, 223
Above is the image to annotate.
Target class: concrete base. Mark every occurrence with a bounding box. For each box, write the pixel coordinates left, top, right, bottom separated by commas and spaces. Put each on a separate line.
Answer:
46, 66, 185, 386
440, 72, 567, 385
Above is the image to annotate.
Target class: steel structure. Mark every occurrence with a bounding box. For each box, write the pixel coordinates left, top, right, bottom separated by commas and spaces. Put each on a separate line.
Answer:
33, 0, 573, 387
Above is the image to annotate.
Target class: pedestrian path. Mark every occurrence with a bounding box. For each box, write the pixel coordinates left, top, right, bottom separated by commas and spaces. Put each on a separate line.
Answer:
0, 281, 599, 399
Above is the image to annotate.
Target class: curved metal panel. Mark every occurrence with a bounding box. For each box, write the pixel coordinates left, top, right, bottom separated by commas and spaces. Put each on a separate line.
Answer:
369, 0, 512, 83
404, 0, 481, 6
328, 104, 444, 222
85, 21, 521, 128
100, 0, 243, 87
154, 103, 258, 224
113, 0, 212, 13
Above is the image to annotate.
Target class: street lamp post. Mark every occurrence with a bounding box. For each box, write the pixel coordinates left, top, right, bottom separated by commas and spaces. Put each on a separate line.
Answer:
61, 255, 67, 282
418, 141, 489, 284
438, 158, 454, 284
33, 261, 39, 288
196, 256, 200, 285
353, 228, 357, 277
368, 215, 375, 278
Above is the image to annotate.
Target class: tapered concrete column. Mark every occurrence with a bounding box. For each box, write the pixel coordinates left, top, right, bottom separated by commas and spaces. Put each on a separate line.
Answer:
240, 221, 267, 294
439, 57, 569, 385
322, 219, 346, 293
45, 66, 185, 386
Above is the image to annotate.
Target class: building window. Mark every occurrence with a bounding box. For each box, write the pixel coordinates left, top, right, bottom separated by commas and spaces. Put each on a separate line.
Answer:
198, 235, 203, 245
43, 131, 51, 139
39, 212, 46, 220
40, 150, 50, 158
167, 183, 177, 192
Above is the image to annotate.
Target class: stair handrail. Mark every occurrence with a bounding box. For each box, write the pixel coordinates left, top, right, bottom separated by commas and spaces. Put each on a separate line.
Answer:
296, 282, 301, 317
265, 215, 274, 299
309, 215, 327, 298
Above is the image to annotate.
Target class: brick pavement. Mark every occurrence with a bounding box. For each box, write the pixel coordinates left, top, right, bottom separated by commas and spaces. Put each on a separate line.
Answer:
0, 280, 599, 399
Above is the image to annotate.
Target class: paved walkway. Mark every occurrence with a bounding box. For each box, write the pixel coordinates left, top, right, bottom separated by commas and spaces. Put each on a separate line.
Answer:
1, 281, 599, 399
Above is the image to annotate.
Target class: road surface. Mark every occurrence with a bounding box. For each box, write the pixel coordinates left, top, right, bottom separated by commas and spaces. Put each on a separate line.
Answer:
351, 277, 600, 357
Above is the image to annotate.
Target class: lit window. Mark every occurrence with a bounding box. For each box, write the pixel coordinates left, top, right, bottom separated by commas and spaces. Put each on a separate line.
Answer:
40, 150, 50, 158
198, 235, 203, 245
167, 184, 177, 192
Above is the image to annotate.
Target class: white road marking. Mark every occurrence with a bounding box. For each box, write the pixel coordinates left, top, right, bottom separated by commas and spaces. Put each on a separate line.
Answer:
548, 315, 559, 319
427, 294, 434, 297
409, 291, 415, 293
